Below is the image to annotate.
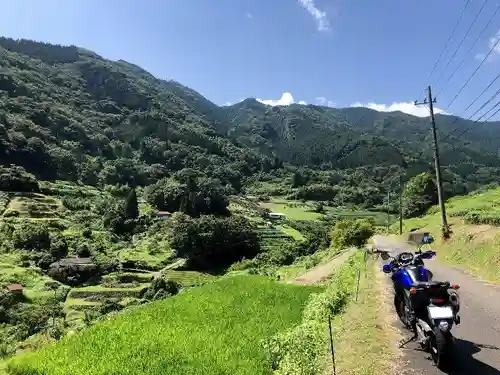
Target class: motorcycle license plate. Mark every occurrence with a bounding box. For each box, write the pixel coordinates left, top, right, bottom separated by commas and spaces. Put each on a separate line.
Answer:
428, 306, 454, 319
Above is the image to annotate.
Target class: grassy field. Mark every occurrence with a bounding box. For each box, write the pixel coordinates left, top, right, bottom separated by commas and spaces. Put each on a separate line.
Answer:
259, 199, 323, 220
0, 255, 59, 300
2, 193, 64, 218
161, 270, 217, 287
392, 186, 500, 283
7, 276, 321, 375
327, 208, 396, 228
277, 224, 305, 241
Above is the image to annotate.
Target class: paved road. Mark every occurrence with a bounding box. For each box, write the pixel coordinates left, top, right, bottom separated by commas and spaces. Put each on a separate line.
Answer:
373, 235, 500, 375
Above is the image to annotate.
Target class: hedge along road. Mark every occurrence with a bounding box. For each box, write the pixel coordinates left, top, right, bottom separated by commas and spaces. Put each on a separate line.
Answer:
373, 235, 500, 375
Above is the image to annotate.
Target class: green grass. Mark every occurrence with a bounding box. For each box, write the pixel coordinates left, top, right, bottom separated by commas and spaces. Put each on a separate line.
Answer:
259, 199, 323, 220
326, 208, 395, 227
7, 276, 322, 375
277, 224, 305, 241
161, 270, 217, 287
390, 186, 500, 284
65, 298, 100, 307
0, 256, 58, 300
118, 239, 174, 270
3, 194, 63, 218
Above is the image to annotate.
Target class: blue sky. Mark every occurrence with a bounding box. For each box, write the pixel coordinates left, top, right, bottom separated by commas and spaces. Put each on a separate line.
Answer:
1, 0, 500, 118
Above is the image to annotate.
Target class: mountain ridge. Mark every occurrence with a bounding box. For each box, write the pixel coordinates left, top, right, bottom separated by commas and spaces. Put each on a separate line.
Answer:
1, 36, 500, 200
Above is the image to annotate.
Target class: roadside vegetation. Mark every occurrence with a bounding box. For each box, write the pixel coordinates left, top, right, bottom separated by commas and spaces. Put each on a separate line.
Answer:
393, 184, 500, 283
331, 259, 400, 375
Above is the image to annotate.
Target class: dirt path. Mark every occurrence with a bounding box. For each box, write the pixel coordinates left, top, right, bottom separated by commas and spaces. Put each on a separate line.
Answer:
291, 248, 357, 285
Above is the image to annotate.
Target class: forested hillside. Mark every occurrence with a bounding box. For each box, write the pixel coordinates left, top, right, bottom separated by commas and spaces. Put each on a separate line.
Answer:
1, 37, 500, 206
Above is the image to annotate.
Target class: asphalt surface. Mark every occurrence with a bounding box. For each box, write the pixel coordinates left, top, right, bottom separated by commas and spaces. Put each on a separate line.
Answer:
373, 235, 500, 375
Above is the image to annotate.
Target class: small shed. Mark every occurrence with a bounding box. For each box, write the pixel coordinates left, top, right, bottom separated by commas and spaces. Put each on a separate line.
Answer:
5, 284, 24, 294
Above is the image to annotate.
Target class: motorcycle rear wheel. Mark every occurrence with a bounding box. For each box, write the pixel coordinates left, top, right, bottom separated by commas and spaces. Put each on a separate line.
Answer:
429, 327, 452, 370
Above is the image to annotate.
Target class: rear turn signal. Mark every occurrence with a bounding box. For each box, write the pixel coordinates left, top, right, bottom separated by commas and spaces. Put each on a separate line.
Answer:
451, 284, 460, 290
409, 287, 417, 294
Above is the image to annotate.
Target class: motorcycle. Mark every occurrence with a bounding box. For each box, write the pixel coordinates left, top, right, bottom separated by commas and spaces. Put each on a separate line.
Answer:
381, 250, 461, 369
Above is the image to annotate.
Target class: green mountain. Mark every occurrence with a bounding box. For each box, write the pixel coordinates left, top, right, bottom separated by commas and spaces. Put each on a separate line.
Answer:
1, 36, 500, 198
0, 37, 281, 191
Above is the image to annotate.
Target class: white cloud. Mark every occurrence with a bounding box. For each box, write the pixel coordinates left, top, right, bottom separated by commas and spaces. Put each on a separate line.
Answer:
475, 29, 500, 62
350, 101, 449, 117
245, 12, 253, 19
315, 96, 336, 107
297, 0, 330, 32
257, 92, 307, 106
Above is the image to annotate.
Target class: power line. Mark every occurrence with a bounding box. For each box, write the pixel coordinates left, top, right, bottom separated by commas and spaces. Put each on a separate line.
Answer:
445, 30, 500, 110
484, 103, 500, 121
434, 0, 489, 90
442, 96, 500, 143
435, 73, 500, 140
460, 71, 500, 115
427, 0, 472, 83
436, 2, 500, 97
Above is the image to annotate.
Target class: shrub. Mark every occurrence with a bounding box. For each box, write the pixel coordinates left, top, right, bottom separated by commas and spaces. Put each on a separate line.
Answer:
99, 299, 124, 315
12, 222, 51, 251
330, 219, 374, 249
143, 278, 180, 301
0, 165, 40, 193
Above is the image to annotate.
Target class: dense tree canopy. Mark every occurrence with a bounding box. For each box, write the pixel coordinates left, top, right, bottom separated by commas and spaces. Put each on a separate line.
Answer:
168, 213, 260, 271
402, 172, 439, 218
1, 36, 500, 204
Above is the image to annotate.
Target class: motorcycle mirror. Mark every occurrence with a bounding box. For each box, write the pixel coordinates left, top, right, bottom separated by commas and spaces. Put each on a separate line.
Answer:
380, 252, 390, 260
382, 264, 392, 273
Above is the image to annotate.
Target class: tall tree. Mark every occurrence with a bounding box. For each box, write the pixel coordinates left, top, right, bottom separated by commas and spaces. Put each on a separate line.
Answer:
402, 172, 438, 218
124, 189, 139, 219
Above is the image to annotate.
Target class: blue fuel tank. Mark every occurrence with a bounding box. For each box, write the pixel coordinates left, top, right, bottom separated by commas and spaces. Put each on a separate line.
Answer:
391, 265, 431, 288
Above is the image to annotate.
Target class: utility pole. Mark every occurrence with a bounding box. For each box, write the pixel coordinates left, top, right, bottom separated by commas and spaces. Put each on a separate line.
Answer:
386, 190, 390, 234
414, 86, 448, 233
399, 174, 403, 235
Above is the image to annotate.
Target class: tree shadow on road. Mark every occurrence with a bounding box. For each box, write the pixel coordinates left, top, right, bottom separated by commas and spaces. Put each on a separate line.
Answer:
444, 338, 500, 375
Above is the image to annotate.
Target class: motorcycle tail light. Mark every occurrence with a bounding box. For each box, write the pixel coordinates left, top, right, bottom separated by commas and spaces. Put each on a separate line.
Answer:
409, 287, 417, 294
431, 297, 445, 304
451, 284, 460, 290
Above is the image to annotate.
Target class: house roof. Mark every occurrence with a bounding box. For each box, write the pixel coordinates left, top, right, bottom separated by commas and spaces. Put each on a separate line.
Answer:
156, 211, 171, 215
6, 284, 23, 291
